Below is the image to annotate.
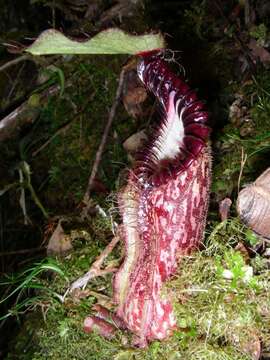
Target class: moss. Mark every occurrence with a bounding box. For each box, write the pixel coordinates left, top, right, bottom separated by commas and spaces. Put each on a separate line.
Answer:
39, 57, 123, 205
15, 54, 135, 215
167, 219, 269, 359
5, 216, 270, 360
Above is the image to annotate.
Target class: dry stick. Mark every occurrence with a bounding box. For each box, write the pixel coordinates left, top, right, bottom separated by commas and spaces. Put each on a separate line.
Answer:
238, 147, 247, 194
0, 54, 30, 73
244, 0, 251, 28
70, 234, 120, 291
32, 121, 74, 157
32, 90, 96, 157
0, 84, 61, 142
32, 99, 93, 157
7, 62, 26, 102
0, 247, 46, 257
83, 68, 126, 205
71, 69, 127, 289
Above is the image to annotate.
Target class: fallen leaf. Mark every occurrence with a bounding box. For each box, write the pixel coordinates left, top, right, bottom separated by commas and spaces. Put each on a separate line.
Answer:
230, 327, 261, 360
235, 242, 250, 263
248, 38, 270, 66
122, 61, 148, 118
47, 220, 73, 255
70, 288, 91, 300
124, 87, 147, 106
123, 130, 148, 158
90, 178, 108, 193
123, 86, 147, 118
219, 197, 232, 221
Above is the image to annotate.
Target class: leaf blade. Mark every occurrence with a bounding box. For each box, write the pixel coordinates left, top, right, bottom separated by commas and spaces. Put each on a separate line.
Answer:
26, 28, 166, 55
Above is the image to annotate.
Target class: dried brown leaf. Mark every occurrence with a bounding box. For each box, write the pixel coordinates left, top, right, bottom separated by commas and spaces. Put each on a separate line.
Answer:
47, 220, 72, 255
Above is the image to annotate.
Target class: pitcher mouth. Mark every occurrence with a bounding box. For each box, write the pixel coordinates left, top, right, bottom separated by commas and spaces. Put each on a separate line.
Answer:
134, 51, 210, 186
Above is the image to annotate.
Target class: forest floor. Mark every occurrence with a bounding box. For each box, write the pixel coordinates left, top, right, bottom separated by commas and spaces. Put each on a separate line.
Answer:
1, 1, 270, 359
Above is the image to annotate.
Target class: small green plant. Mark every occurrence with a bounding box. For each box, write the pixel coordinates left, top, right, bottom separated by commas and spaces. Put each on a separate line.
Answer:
249, 23, 268, 46
38, 66, 65, 96
184, 0, 208, 39
245, 229, 259, 246
0, 258, 67, 321
48, 165, 62, 185
216, 250, 251, 289
0, 161, 49, 221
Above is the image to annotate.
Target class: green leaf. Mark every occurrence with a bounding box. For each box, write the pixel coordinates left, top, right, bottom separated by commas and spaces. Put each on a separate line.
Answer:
26, 28, 166, 56
245, 229, 259, 246
54, 67, 65, 96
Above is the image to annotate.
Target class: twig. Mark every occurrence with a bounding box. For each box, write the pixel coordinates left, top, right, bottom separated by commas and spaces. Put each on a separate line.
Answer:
0, 84, 61, 142
70, 234, 120, 291
52, 0, 56, 29
27, 177, 49, 219
0, 55, 30, 73
238, 147, 247, 193
32, 96, 95, 157
7, 62, 26, 102
244, 0, 252, 28
205, 292, 219, 344
83, 68, 125, 205
32, 121, 73, 157
18, 167, 29, 225
0, 247, 45, 257
95, 205, 118, 235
